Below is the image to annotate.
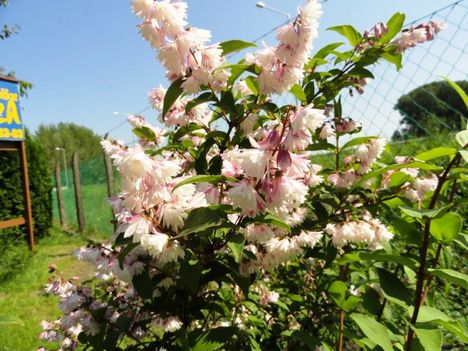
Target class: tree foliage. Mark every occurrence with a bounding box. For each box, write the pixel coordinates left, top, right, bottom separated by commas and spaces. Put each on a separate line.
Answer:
393, 80, 468, 139
35, 122, 103, 170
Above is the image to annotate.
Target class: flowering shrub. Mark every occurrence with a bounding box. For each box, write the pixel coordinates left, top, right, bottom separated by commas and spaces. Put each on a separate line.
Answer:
39, 1, 467, 350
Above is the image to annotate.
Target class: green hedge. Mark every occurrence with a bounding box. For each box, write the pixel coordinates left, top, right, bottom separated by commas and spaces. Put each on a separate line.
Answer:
0, 132, 53, 282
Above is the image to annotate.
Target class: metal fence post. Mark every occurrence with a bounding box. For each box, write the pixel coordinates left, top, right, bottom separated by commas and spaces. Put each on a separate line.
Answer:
72, 151, 85, 232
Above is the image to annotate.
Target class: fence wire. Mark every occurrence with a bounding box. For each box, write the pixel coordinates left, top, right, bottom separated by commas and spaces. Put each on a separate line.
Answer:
342, 0, 468, 140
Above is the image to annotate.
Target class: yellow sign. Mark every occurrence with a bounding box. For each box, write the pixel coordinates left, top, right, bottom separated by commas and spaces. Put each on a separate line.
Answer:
0, 79, 24, 141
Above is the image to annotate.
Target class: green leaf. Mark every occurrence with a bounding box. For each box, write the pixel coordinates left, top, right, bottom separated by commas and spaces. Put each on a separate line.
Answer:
460, 150, 468, 163
227, 233, 245, 263
328, 25, 362, 46
244, 76, 259, 95
416, 147, 457, 161
290, 84, 307, 104
379, 12, 406, 44
173, 175, 237, 190
132, 269, 153, 299
412, 326, 442, 351
313, 42, 344, 59
186, 92, 214, 113
249, 212, 291, 233
191, 327, 237, 351
132, 126, 156, 141
338, 251, 418, 270
219, 40, 256, 56
399, 205, 450, 219
176, 207, 225, 238
327, 281, 359, 312
435, 320, 468, 344
118, 242, 139, 270
443, 77, 468, 108
428, 268, 468, 289
350, 313, 393, 351
430, 212, 462, 242
328, 281, 346, 306
382, 52, 402, 70
348, 66, 375, 79
163, 77, 184, 118
352, 161, 442, 189
291, 331, 321, 349
455, 130, 468, 148
180, 258, 202, 293
377, 268, 413, 307
407, 306, 451, 323
341, 136, 376, 150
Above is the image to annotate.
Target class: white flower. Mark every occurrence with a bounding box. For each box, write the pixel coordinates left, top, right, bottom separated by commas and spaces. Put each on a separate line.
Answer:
227, 180, 264, 217
140, 232, 169, 257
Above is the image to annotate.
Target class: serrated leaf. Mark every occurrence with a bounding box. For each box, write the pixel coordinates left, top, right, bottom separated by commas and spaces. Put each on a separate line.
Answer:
173, 175, 237, 190
328, 25, 362, 46
163, 77, 184, 118
416, 147, 457, 161
220, 40, 256, 56
430, 212, 462, 243
350, 313, 393, 351
428, 268, 468, 289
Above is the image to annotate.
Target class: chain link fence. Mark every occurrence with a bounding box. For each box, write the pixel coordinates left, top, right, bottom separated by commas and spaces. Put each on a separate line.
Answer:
342, 0, 467, 151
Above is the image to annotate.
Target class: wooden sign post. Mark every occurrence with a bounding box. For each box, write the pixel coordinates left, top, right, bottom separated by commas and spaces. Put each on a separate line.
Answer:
0, 75, 35, 251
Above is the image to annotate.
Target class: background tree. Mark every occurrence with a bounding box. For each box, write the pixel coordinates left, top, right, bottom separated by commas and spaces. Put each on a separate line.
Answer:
392, 80, 468, 139
35, 122, 103, 170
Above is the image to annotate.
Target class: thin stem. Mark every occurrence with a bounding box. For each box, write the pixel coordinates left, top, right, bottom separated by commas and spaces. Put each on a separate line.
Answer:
405, 152, 461, 350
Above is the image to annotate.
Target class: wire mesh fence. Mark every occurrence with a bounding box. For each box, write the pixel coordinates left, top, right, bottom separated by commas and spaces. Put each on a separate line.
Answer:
342, 0, 467, 145
52, 154, 119, 236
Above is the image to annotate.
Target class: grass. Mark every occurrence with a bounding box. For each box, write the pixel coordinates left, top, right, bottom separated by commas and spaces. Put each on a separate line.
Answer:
0, 227, 96, 351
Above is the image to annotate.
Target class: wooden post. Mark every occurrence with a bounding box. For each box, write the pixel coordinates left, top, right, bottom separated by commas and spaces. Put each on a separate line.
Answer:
103, 134, 115, 199
18, 142, 35, 251
54, 163, 66, 226
72, 152, 85, 232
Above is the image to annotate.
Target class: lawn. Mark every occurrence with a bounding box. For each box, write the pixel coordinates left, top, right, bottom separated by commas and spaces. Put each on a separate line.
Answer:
0, 227, 98, 351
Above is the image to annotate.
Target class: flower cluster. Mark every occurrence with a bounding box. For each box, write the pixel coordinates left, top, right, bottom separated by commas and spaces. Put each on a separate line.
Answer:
132, 0, 229, 94
325, 215, 393, 250
393, 21, 445, 53
246, 0, 322, 94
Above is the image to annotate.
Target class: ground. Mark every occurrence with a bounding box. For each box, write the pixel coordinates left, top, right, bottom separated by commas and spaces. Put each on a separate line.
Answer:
0, 227, 96, 351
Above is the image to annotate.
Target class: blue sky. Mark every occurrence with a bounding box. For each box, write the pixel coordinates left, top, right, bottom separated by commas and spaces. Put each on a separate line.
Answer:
1, 0, 462, 142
